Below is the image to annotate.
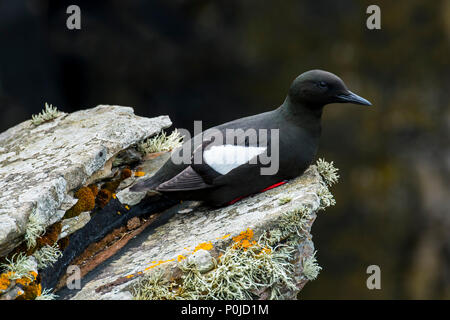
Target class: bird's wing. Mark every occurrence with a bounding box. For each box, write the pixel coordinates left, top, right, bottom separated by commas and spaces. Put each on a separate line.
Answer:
133, 120, 273, 193
201, 144, 266, 175
156, 165, 214, 191
156, 141, 267, 192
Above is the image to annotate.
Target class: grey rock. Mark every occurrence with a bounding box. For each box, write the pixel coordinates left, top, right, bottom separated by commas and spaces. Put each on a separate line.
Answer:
0, 105, 172, 256
0, 256, 38, 300
116, 188, 147, 207
58, 212, 92, 239
0, 284, 22, 300
67, 166, 329, 300
185, 249, 215, 273
0, 106, 336, 300
116, 151, 172, 206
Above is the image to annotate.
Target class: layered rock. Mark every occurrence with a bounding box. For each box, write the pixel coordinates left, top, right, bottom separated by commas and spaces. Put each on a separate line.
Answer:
63, 165, 332, 300
0, 105, 171, 256
0, 105, 337, 300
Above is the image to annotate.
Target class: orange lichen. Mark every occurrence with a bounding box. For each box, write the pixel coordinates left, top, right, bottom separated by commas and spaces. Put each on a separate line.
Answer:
125, 234, 250, 279
121, 168, 132, 179
193, 242, 213, 252
144, 258, 176, 271
29, 271, 38, 280
239, 240, 252, 249
232, 228, 256, 250
134, 171, 146, 177
232, 228, 254, 243
15, 281, 42, 300
15, 271, 37, 287
230, 228, 272, 253
64, 186, 96, 219
0, 272, 13, 291
16, 221, 64, 256
96, 189, 112, 208
123, 230, 270, 287
88, 184, 99, 197
74, 186, 95, 201
34, 222, 62, 250
0, 271, 36, 291
124, 205, 130, 210
216, 234, 231, 240
125, 270, 144, 279
96, 168, 131, 208
0, 271, 41, 300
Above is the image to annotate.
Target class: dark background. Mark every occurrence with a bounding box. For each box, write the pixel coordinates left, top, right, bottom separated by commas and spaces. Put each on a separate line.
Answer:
0, 0, 449, 299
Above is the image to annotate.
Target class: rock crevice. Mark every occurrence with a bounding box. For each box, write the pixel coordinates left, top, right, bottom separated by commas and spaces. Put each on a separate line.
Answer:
0, 105, 171, 256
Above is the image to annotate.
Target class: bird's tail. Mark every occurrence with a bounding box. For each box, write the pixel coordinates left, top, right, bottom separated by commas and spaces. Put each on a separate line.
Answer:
130, 157, 188, 193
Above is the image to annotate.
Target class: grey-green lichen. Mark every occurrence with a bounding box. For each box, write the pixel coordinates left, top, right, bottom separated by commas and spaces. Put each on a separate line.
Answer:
278, 197, 292, 205
317, 183, 336, 210
24, 208, 46, 250
33, 243, 63, 269
35, 288, 58, 300
132, 271, 179, 300
0, 253, 36, 281
316, 158, 339, 186
0, 251, 60, 300
137, 129, 183, 155
302, 251, 322, 280
131, 162, 340, 300
277, 206, 312, 238
131, 206, 320, 300
31, 103, 61, 126
132, 240, 299, 300
187, 244, 296, 299
315, 158, 338, 210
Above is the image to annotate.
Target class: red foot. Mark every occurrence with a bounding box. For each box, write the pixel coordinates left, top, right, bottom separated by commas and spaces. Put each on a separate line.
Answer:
260, 181, 288, 192
227, 180, 288, 205
228, 196, 245, 205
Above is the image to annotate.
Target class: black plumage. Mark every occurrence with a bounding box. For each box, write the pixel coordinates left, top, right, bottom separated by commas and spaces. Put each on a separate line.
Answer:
131, 70, 371, 206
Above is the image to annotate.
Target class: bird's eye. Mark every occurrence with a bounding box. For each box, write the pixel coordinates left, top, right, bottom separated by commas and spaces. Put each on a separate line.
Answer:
318, 81, 328, 88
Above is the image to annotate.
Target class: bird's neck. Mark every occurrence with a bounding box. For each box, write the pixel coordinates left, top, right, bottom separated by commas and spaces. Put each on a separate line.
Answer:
279, 96, 323, 135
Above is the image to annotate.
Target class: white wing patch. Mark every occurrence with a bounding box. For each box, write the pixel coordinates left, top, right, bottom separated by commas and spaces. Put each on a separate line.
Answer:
203, 144, 266, 175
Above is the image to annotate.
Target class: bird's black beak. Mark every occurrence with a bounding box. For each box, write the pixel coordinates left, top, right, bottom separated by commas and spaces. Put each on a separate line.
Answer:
335, 90, 372, 106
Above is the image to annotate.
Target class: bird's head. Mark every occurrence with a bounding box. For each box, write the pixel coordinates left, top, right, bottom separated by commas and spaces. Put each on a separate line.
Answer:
288, 69, 372, 108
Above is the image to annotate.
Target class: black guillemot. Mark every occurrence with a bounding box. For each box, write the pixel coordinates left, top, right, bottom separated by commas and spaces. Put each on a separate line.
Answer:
131, 70, 372, 206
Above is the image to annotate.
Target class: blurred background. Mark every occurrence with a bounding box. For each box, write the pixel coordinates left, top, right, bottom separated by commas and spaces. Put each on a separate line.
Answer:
0, 0, 449, 299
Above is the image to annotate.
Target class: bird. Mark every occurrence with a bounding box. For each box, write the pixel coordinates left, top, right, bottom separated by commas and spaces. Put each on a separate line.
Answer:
131, 70, 372, 206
